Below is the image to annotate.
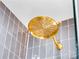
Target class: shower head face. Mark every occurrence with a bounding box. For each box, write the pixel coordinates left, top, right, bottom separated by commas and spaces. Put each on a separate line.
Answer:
28, 16, 60, 39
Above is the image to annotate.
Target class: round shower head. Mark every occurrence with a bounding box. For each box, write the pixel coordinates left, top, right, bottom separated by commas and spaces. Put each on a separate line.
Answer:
28, 16, 60, 39
28, 16, 63, 50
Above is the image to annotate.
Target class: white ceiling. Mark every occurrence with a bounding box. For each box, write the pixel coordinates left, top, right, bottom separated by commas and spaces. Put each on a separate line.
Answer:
2, 0, 73, 26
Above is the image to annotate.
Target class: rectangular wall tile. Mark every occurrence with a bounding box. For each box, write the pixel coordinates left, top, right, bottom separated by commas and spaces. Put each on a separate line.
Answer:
9, 52, 14, 59
5, 33, 11, 49
2, 48, 8, 59
0, 44, 4, 59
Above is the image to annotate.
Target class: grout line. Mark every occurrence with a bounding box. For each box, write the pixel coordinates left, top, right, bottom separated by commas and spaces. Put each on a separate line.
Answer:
25, 32, 28, 59
39, 40, 41, 59
32, 35, 34, 59
18, 23, 23, 58
7, 9, 12, 59
46, 39, 47, 59
52, 37, 55, 59
25, 32, 30, 59
19, 27, 23, 58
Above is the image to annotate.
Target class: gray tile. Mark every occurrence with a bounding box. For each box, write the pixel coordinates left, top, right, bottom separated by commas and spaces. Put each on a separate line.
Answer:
10, 37, 16, 53
14, 17, 19, 25
56, 31, 61, 40
46, 42, 53, 57
68, 18, 74, 25
0, 9, 4, 26
2, 14, 9, 28
22, 25, 27, 32
0, 26, 6, 45
61, 40, 69, 55
70, 53, 77, 59
61, 26, 68, 41
8, 19, 14, 34
19, 21, 24, 30
2, 48, 8, 59
33, 38, 40, 47
62, 20, 67, 27
53, 45, 61, 57
40, 39, 46, 46
70, 56, 77, 59
40, 45, 46, 59
33, 47, 39, 57
28, 34, 33, 48
25, 33, 28, 46
13, 23, 18, 38
5, 7, 10, 16
10, 12, 14, 21
23, 47, 26, 59
61, 54, 69, 59
15, 41, 20, 56
32, 55, 40, 59
0, 2, 5, 11
21, 32, 26, 45
9, 52, 14, 59
20, 45, 26, 59
27, 48, 32, 59
45, 57, 53, 59
70, 39, 76, 57
46, 39, 52, 45
0, 44, 4, 59
54, 55, 61, 59
69, 25, 75, 38
5, 33, 11, 49
17, 30, 22, 42
14, 55, 19, 59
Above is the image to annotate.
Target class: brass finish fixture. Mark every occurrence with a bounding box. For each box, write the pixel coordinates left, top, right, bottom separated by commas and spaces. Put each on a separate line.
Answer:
28, 16, 63, 50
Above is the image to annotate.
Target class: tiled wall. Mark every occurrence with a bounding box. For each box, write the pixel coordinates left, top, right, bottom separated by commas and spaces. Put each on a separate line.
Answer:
26, 18, 77, 59
0, 1, 77, 59
0, 2, 28, 59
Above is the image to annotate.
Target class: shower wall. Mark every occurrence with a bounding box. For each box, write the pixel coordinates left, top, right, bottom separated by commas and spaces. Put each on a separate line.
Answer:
0, 2, 28, 59
0, 1, 77, 59
27, 18, 77, 59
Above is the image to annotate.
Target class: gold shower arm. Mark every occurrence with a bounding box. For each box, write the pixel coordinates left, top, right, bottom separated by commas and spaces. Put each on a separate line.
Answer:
53, 36, 63, 50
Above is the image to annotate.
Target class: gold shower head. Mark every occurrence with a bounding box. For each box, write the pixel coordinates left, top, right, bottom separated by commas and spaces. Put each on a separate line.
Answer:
28, 16, 63, 50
